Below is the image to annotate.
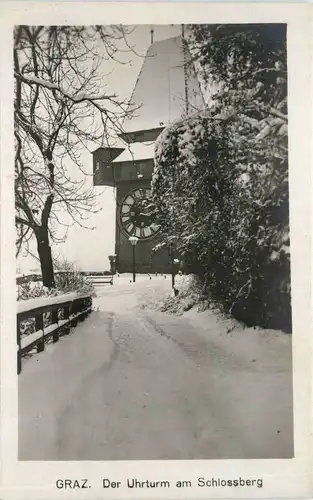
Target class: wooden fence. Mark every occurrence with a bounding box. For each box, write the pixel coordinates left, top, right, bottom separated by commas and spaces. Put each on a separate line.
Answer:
16, 271, 114, 285
17, 293, 92, 374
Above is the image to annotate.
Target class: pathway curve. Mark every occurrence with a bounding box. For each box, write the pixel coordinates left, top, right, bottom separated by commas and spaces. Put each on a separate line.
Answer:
18, 275, 293, 460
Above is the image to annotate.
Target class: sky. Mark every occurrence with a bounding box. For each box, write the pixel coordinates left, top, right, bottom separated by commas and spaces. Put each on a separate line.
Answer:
17, 24, 182, 274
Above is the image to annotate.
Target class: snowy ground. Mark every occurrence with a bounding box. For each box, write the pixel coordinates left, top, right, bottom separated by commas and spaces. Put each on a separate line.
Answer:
19, 273, 293, 460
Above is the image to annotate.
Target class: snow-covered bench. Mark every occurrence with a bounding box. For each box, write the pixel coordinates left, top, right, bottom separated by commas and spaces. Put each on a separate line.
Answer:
87, 274, 113, 285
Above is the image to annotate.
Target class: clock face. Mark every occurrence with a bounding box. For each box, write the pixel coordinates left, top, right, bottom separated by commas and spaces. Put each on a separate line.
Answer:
120, 187, 160, 240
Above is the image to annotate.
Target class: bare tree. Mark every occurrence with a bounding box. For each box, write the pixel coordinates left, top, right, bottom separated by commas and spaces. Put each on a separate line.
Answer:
15, 25, 136, 287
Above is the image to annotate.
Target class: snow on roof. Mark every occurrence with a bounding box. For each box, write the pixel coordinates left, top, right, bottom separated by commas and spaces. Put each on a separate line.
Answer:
112, 141, 155, 163
122, 35, 204, 134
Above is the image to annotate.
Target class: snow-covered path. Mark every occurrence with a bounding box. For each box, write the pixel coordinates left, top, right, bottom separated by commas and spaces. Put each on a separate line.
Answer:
18, 274, 293, 460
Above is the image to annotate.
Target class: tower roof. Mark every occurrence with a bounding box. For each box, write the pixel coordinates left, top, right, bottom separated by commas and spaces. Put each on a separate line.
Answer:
120, 35, 204, 142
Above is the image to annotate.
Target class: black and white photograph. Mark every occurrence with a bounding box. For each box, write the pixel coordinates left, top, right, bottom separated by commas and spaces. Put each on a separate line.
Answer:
0, 2, 312, 499
15, 21, 294, 461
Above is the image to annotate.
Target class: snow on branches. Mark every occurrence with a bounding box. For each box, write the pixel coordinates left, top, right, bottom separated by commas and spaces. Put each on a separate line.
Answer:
152, 108, 290, 330
15, 73, 119, 104
14, 25, 137, 287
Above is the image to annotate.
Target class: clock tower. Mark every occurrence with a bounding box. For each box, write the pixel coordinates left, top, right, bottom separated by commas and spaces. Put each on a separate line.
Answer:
93, 34, 204, 273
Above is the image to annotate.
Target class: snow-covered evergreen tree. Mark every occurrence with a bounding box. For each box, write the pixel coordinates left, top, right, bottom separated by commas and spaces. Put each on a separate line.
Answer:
152, 24, 290, 330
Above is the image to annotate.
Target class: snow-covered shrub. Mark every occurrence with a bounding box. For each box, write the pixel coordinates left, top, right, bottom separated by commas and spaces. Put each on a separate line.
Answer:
158, 274, 205, 314
54, 258, 96, 296
152, 110, 291, 331
17, 280, 58, 301
19, 317, 36, 338
17, 259, 96, 301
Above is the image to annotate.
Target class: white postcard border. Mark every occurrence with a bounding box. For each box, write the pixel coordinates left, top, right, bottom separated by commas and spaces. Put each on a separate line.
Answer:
0, 3, 312, 499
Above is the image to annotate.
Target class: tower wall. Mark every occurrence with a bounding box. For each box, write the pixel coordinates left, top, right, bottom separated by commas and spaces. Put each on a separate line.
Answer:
92, 34, 204, 274
115, 181, 171, 274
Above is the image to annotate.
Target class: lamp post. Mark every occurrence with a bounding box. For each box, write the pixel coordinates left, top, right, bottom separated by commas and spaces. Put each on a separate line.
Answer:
170, 244, 175, 289
129, 235, 139, 282
169, 244, 180, 296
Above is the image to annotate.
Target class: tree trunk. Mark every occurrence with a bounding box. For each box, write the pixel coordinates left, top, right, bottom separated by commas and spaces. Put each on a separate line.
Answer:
35, 226, 55, 288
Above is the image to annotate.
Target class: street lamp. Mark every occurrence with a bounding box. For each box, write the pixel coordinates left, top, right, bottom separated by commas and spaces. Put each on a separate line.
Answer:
129, 235, 139, 282
170, 243, 180, 296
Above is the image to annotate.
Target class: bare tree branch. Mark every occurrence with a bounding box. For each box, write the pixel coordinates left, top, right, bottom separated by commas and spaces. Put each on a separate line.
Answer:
15, 25, 141, 285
